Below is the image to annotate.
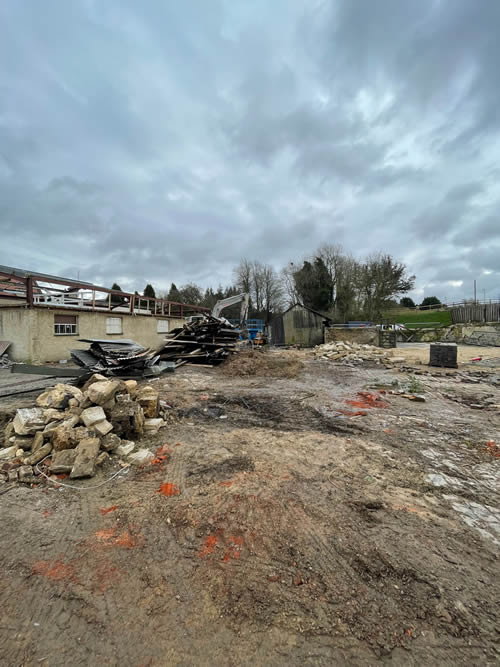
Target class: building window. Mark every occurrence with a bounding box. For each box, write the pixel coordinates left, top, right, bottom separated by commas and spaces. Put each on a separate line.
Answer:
54, 314, 78, 335
157, 319, 169, 333
106, 317, 123, 334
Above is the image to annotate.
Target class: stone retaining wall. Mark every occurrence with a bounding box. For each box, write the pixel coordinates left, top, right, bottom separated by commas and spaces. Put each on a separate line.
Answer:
325, 327, 378, 345
412, 323, 500, 346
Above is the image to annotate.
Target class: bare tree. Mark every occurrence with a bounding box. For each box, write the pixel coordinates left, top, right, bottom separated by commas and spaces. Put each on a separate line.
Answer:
233, 258, 284, 319
261, 264, 284, 321
316, 243, 345, 304
280, 262, 300, 305
251, 261, 265, 313
233, 258, 252, 295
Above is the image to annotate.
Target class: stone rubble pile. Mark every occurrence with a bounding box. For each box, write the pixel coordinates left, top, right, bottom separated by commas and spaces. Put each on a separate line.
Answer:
0, 375, 167, 485
313, 341, 407, 366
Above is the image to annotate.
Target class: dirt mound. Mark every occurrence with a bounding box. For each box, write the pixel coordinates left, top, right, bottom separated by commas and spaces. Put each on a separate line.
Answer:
221, 350, 303, 378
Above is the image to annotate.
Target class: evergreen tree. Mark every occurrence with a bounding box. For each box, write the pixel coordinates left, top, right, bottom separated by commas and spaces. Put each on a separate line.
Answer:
167, 283, 181, 302
293, 257, 333, 312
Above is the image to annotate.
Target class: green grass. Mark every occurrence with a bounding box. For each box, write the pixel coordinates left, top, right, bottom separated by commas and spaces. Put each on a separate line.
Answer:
383, 308, 452, 328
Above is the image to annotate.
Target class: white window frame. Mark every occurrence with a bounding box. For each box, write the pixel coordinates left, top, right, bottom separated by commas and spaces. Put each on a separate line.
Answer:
54, 315, 78, 336
157, 319, 169, 333
106, 317, 123, 335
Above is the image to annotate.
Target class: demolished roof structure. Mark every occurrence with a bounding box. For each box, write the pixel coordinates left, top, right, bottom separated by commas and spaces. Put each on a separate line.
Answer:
0, 264, 209, 319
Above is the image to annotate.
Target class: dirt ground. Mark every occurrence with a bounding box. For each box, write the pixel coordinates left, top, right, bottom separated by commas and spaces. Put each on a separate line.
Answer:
1, 345, 499, 666
390, 342, 500, 368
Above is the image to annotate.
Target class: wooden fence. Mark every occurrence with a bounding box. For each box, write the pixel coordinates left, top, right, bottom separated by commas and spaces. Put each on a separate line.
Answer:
451, 303, 500, 324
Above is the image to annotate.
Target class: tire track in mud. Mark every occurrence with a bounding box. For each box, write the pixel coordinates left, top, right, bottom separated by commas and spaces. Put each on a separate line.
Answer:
29, 490, 100, 664
185, 464, 390, 639
4, 486, 138, 665
1, 490, 85, 665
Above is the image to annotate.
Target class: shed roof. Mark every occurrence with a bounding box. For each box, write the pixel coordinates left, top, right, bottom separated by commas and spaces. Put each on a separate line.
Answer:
271, 303, 331, 323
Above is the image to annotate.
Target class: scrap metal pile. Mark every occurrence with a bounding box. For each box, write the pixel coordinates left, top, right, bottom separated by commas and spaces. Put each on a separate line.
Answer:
70, 339, 164, 378
156, 315, 240, 367
69, 316, 239, 378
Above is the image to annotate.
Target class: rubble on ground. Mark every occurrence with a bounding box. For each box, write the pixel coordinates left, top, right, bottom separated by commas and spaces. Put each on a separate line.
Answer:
67, 320, 240, 378
0, 377, 167, 485
313, 341, 406, 365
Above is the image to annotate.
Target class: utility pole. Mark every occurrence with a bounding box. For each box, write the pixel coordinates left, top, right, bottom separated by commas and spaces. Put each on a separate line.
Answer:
483, 289, 486, 302
474, 279, 476, 303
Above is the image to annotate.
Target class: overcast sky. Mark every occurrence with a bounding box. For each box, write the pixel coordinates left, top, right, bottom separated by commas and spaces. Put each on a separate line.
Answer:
1, 0, 499, 302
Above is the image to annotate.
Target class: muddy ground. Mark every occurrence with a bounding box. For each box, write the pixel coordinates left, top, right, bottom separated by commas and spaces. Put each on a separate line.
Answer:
1, 347, 499, 666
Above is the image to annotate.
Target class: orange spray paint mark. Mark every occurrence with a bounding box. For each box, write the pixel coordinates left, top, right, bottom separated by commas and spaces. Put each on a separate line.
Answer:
93, 561, 121, 592
222, 536, 244, 562
219, 481, 233, 487
42, 510, 52, 518
114, 531, 141, 548
151, 445, 171, 466
486, 441, 500, 458
338, 409, 367, 417
151, 456, 167, 466
345, 391, 389, 410
32, 559, 76, 582
199, 534, 218, 558
95, 527, 117, 540
156, 483, 180, 496
95, 526, 142, 548
100, 505, 118, 515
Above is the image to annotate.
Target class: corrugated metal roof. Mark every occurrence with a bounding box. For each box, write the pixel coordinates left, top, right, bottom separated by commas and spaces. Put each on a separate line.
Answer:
0, 264, 94, 286
269, 302, 331, 323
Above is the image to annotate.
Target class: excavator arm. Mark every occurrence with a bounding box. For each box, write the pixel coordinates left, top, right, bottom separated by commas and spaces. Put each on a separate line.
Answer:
211, 292, 249, 338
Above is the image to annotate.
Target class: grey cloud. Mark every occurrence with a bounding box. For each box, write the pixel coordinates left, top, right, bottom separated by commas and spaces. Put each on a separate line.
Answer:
411, 182, 487, 240
0, 0, 498, 302
453, 214, 500, 245
444, 183, 483, 203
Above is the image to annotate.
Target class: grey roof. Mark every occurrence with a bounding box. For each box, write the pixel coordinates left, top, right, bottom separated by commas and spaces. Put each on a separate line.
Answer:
271, 303, 331, 323
0, 264, 95, 286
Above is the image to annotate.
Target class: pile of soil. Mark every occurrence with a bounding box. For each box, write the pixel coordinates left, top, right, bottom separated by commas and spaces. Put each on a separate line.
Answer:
220, 350, 303, 378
